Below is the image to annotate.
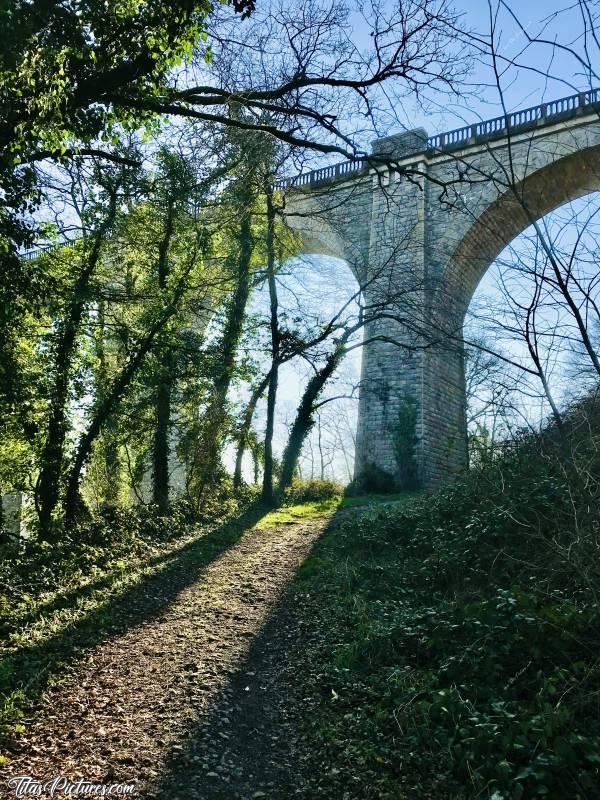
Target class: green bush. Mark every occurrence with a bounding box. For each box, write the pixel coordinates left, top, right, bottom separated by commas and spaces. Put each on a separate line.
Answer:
283, 478, 343, 505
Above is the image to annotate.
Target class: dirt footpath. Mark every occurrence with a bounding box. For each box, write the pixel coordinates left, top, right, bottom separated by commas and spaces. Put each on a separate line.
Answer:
6, 515, 332, 800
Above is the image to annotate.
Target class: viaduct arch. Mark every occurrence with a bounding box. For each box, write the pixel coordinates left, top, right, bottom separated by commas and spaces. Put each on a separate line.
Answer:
281, 89, 600, 488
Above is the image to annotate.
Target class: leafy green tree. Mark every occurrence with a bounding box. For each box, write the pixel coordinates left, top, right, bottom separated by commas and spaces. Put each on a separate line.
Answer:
145, 151, 198, 511
183, 124, 280, 499
187, 175, 256, 499
73, 151, 221, 516
35, 154, 141, 534
0, 2, 254, 348
63, 213, 211, 525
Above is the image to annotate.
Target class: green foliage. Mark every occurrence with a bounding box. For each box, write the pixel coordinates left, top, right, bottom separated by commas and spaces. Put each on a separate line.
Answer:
255, 498, 340, 529
294, 394, 600, 798
0, 5, 165, 253
283, 478, 343, 505
1, 109, 303, 530
0, 1, 258, 386
392, 394, 420, 489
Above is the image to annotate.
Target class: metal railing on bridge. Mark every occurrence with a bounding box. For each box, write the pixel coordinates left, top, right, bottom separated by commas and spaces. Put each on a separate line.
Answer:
274, 158, 367, 191
277, 87, 600, 191
427, 87, 600, 150
20, 235, 82, 262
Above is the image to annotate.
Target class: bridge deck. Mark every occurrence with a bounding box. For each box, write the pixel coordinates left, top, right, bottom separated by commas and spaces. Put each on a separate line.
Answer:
20, 88, 600, 259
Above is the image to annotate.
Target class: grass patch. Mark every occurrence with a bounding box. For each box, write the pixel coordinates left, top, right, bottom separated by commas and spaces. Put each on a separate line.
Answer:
255, 489, 422, 530
255, 498, 341, 529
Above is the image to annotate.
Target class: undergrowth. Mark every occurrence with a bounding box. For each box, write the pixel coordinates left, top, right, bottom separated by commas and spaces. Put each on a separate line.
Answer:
295, 394, 600, 799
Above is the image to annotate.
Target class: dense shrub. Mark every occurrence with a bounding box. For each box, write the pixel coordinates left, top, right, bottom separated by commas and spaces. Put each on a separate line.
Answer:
297, 392, 600, 799
283, 478, 343, 505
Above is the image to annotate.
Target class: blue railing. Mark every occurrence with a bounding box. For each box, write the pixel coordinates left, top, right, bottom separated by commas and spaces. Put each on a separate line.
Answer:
275, 158, 367, 190
20, 234, 82, 262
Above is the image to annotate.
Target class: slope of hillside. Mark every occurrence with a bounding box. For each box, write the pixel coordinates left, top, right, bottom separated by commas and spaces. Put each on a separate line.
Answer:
2, 397, 598, 799
291, 395, 600, 799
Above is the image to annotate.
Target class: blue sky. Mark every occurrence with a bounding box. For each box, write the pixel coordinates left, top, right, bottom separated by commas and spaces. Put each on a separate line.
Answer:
250, 0, 600, 481
365, 0, 597, 140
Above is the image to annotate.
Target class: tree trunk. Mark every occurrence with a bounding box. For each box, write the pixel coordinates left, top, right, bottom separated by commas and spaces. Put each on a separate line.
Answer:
95, 300, 120, 505
532, 219, 600, 378
277, 336, 349, 496
63, 258, 194, 527
36, 212, 114, 536
233, 371, 270, 488
152, 202, 175, 511
193, 202, 254, 497
524, 280, 563, 431
317, 414, 325, 480
152, 359, 173, 511
261, 187, 279, 505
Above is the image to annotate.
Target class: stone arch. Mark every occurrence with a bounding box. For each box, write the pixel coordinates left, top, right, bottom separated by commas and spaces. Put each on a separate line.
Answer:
444, 144, 600, 320
282, 181, 373, 284
421, 142, 600, 487
287, 213, 349, 263
277, 114, 600, 489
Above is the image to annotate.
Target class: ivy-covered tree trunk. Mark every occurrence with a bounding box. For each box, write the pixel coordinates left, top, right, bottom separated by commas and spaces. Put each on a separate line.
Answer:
95, 300, 121, 506
261, 187, 280, 505
152, 201, 175, 512
63, 257, 195, 527
193, 203, 254, 497
277, 335, 349, 495
152, 363, 173, 511
233, 371, 270, 488
36, 211, 114, 536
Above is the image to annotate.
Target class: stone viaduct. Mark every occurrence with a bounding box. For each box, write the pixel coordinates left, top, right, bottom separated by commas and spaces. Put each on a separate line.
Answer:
280, 89, 600, 488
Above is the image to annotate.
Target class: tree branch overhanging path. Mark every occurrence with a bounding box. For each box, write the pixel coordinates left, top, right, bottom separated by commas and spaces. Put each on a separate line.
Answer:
2, 2, 600, 798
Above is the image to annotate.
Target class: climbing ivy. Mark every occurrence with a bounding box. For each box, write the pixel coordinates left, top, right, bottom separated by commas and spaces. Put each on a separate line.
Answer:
392, 395, 420, 489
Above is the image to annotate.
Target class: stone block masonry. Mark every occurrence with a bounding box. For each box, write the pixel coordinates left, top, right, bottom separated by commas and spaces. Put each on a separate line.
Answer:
283, 92, 600, 487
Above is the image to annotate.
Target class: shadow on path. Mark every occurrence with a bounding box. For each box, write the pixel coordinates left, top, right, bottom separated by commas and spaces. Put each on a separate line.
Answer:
1, 504, 267, 749
144, 509, 350, 800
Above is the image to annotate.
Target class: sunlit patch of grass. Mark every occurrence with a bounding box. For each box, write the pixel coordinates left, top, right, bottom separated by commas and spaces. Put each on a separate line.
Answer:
255, 498, 341, 529
254, 492, 421, 530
